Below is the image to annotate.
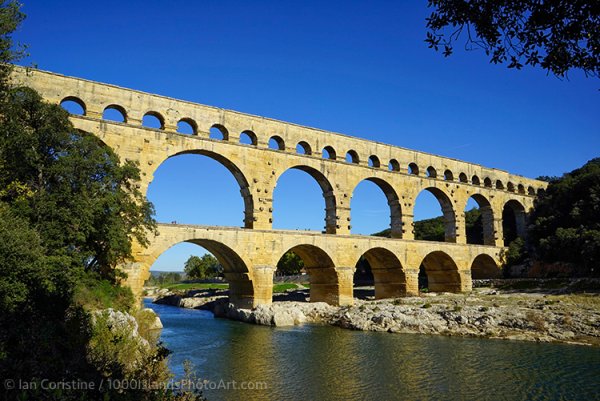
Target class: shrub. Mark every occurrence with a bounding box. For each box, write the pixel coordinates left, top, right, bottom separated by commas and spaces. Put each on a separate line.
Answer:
73, 273, 135, 312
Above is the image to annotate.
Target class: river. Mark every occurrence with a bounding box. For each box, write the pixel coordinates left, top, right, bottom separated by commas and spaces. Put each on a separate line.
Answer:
145, 299, 600, 401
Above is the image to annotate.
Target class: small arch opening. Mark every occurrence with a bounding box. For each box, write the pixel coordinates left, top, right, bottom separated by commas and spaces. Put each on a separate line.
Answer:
177, 118, 197, 135
388, 159, 400, 172
444, 169, 454, 181
472, 175, 481, 185
368, 155, 380, 168
496, 180, 505, 190
142, 111, 165, 129
518, 184, 526, 194
507, 182, 515, 192
296, 141, 312, 155
459, 173, 468, 183
408, 163, 419, 175
346, 150, 359, 164
240, 130, 257, 146
60, 96, 86, 115
102, 104, 126, 122
528, 186, 536, 196
426, 166, 437, 178
210, 124, 228, 140
322, 146, 336, 160
268, 136, 285, 151
471, 254, 501, 279
484, 177, 492, 187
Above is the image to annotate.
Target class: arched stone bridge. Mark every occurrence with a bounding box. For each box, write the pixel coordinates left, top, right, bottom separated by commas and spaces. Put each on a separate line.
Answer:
11, 67, 547, 308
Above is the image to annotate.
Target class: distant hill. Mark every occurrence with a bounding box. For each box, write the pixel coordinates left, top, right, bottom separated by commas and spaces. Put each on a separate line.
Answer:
373, 208, 483, 243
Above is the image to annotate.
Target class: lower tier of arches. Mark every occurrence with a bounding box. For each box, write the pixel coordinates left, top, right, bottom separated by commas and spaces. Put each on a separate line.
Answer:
122, 224, 505, 308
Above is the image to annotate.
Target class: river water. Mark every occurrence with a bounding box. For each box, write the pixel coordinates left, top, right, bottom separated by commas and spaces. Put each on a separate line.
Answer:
145, 300, 600, 401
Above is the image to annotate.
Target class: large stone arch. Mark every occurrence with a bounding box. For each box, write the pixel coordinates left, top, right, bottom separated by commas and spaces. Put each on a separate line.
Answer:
273, 165, 337, 234
464, 193, 495, 246
151, 149, 255, 229
502, 199, 527, 245
471, 254, 501, 279
350, 177, 403, 238
413, 186, 457, 243
420, 251, 462, 293
135, 229, 255, 307
359, 247, 406, 299
277, 244, 341, 305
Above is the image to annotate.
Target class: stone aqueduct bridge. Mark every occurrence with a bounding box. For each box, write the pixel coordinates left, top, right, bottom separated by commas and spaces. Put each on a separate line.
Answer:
12, 67, 547, 308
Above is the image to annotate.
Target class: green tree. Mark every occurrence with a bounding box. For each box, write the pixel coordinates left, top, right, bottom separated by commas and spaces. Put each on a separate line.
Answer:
276, 251, 305, 275
528, 158, 600, 275
147, 271, 183, 286
0, 87, 156, 280
414, 217, 446, 241
184, 254, 222, 280
425, 0, 600, 77
0, 0, 25, 96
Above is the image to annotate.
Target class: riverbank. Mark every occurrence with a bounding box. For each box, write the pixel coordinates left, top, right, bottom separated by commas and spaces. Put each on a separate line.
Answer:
152, 281, 600, 346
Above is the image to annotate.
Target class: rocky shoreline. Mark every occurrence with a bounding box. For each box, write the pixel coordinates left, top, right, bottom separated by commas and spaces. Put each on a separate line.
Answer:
152, 284, 600, 346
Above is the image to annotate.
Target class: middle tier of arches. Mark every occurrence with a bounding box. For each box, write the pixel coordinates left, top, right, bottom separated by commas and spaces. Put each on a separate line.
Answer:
78, 117, 533, 247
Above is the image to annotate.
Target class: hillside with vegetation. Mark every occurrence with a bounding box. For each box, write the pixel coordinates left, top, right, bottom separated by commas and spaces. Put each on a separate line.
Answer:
373, 208, 483, 243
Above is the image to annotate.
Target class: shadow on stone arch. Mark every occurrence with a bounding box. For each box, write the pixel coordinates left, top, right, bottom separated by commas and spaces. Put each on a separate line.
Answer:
471, 254, 501, 279
419, 251, 462, 293
354, 248, 406, 300
503, 199, 527, 246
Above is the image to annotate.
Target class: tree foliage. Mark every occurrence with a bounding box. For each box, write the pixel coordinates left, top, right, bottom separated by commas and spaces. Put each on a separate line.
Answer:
0, 0, 24, 95
528, 158, 600, 275
146, 271, 183, 287
184, 254, 223, 280
276, 251, 305, 275
0, 87, 156, 280
425, 0, 600, 77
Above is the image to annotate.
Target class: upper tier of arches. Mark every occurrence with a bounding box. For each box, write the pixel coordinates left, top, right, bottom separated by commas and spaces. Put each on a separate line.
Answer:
58, 93, 545, 197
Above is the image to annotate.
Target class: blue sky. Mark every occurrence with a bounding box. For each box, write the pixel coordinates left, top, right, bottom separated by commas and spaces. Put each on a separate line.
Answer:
16, 1, 599, 271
